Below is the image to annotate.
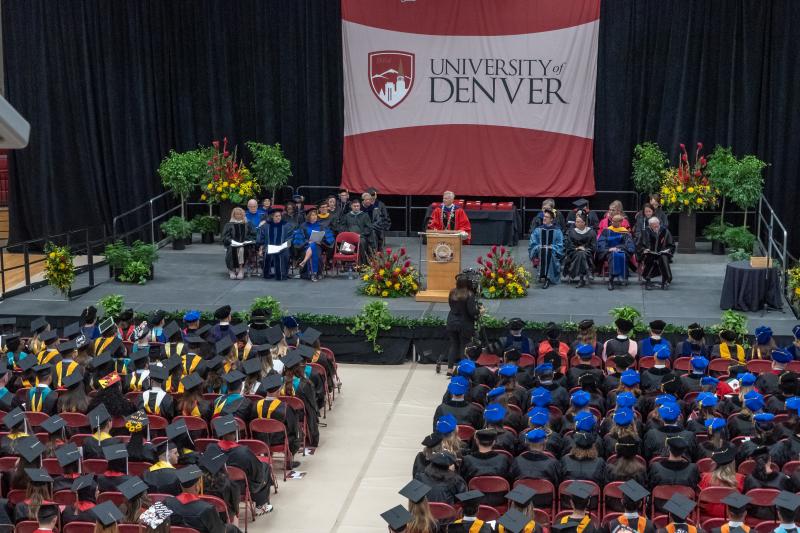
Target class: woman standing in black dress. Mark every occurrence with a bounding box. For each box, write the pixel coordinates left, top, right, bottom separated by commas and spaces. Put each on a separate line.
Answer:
444, 275, 480, 376
564, 214, 596, 287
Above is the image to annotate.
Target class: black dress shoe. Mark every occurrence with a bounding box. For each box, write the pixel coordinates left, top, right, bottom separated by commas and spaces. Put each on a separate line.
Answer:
542, 279, 550, 289
662, 282, 669, 290
608, 279, 614, 291
645, 281, 654, 290
577, 278, 586, 288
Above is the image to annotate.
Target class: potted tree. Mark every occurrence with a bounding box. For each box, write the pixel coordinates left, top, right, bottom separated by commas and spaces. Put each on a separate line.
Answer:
191, 215, 220, 244
160, 216, 192, 250
246, 141, 292, 202
157, 146, 213, 220
729, 154, 767, 227
631, 141, 668, 195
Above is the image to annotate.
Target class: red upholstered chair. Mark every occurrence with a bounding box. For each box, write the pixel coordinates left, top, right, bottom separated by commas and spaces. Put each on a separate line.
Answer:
709, 357, 735, 375
747, 359, 773, 374
429, 502, 458, 522
54, 489, 77, 506
683, 391, 700, 403
533, 508, 551, 526
148, 493, 172, 503
744, 488, 779, 525
638, 356, 656, 370
97, 491, 126, 507
477, 505, 500, 521
13, 521, 39, 533
737, 459, 756, 475
602, 513, 622, 527
558, 480, 600, 514
786, 361, 800, 372
696, 457, 715, 473
457, 425, 476, 443
195, 438, 218, 453
783, 460, 800, 476
81, 458, 108, 475
332, 232, 361, 274
147, 414, 169, 437
701, 518, 727, 531
5, 490, 25, 506
23, 411, 49, 430
651, 485, 694, 516
42, 457, 62, 476
124, 391, 142, 404
755, 521, 781, 533
696, 486, 736, 522
569, 355, 603, 368
69, 434, 94, 447
476, 353, 501, 367
63, 522, 99, 533
483, 202, 498, 210
673, 357, 692, 372
199, 494, 231, 523
127, 461, 153, 476
465, 201, 482, 210
469, 476, 511, 514
497, 202, 514, 210
519, 354, 536, 368
173, 415, 210, 438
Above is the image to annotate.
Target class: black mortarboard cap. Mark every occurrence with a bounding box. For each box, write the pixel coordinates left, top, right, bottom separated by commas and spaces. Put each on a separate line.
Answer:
551, 523, 580, 533
282, 352, 303, 370
498, 508, 530, 533
87, 404, 111, 429
57, 341, 77, 354
70, 474, 95, 492
222, 369, 245, 384
399, 479, 432, 504
176, 465, 203, 485
40, 415, 66, 435
30, 317, 48, 333
212, 415, 238, 437
3, 407, 26, 430
204, 356, 223, 370
163, 321, 181, 341
265, 326, 283, 345
17, 354, 37, 372
505, 485, 536, 506
773, 491, 800, 512
300, 327, 321, 346
185, 335, 206, 346
261, 374, 283, 392
294, 345, 315, 360
220, 397, 243, 416
63, 322, 80, 339
619, 480, 649, 502
572, 199, 589, 208
33, 364, 52, 376
25, 467, 52, 484
89, 351, 113, 370
215, 337, 233, 355
0, 317, 15, 327
102, 443, 128, 462
98, 318, 115, 335
380, 505, 412, 531
181, 373, 203, 391
148, 311, 165, 327
163, 355, 182, 373
39, 330, 58, 344
721, 492, 751, 511
199, 451, 227, 475
129, 349, 149, 363
55, 443, 81, 467
664, 493, 696, 520
565, 481, 593, 501
17, 436, 45, 463
196, 324, 212, 338
125, 410, 149, 430
166, 419, 190, 441
148, 365, 169, 382
117, 476, 147, 500
90, 501, 124, 527
214, 305, 232, 320
456, 490, 484, 505
250, 344, 272, 356
231, 323, 247, 338
242, 358, 262, 376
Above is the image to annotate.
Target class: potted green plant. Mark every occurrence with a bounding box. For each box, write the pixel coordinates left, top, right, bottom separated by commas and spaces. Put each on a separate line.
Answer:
722, 225, 756, 254
246, 141, 292, 202
160, 216, 192, 250
130, 240, 158, 280
191, 215, 220, 244
702, 216, 732, 255
631, 141, 668, 194
104, 240, 132, 280
157, 146, 213, 219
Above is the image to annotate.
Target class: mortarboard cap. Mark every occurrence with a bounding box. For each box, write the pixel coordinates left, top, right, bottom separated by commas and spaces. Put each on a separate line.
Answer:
62, 322, 80, 339
184, 335, 206, 346
98, 318, 115, 335
40, 415, 66, 435
180, 373, 203, 391
117, 476, 147, 500
505, 484, 536, 506
166, 419, 191, 442
399, 479, 432, 504
301, 327, 321, 346
25, 467, 52, 484
148, 365, 169, 382
250, 344, 272, 357
204, 356, 222, 370
39, 330, 58, 344
456, 490, 484, 505
17, 354, 37, 372
102, 443, 128, 462
619, 480, 649, 502
214, 306, 232, 320
87, 404, 111, 429
282, 352, 303, 370
90, 501, 124, 527
162, 321, 181, 341
215, 337, 233, 355
221, 369, 245, 384
231, 322, 248, 338
498, 508, 531, 533
721, 492, 751, 511
261, 374, 283, 392
573, 198, 589, 208
380, 505, 412, 531
17, 436, 45, 463
773, 491, 800, 512
30, 317, 48, 333
89, 351, 113, 370
566, 481, 593, 500
199, 451, 227, 475
242, 358, 262, 376
176, 465, 203, 485
294, 344, 315, 360
220, 397, 244, 416
33, 364, 52, 376
211, 415, 238, 437
196, 324, 212, 337
663, 493, 696, 520
57, 340, 77, 354
129, 349, 149, 363
265, 326, 284, 345
162, 355, 182, 373
70, 474, 95, 492
3, 407, 26, 430
55, 443, 81, 467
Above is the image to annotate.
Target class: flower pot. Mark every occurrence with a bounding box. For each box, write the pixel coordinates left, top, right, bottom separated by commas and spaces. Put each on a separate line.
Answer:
148, 265, 155, 281
677, 211, 697, 254
171, 239, 185, 250
201, 232, 215, 244
218, 201, 235, 227
711, 239, 726, 255
184, 234, 192, 246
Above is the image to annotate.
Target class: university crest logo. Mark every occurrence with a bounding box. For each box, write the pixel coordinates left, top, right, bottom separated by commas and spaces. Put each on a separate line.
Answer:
368, 51, 415, 108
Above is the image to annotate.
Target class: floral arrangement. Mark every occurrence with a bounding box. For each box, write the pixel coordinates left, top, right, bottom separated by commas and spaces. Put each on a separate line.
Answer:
44, 242, 76, 297
359, 247, 419, 297
201, 137, 261, 204
788, 265, 800, 304
476, 245, 531, 299
660, 142, 719, 212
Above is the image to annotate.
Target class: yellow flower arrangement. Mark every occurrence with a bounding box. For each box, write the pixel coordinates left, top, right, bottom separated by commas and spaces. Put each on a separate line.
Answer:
44, 243, 75, 298
659, 143, 718, 213
202, 139, 261, 205
358, 247, 420, 298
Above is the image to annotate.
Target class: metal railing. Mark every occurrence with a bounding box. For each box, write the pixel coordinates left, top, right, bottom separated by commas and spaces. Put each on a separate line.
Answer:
756, 195, 793, 302
112, 191, 180, 246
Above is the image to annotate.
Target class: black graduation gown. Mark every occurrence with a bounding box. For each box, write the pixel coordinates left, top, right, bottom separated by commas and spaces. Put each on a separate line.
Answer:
204, 473, 241, 519
606, 516, 657, 533
560, 456, 606, 486
414, 467, 467, 505
0, 388, 17, 412
564, 227, 597, 279
53, 473, 81, 492
755, 371, 782, 397
511, 451, 562, 509
647, 459, 699, 491
460, 450, 511, 483
540, 382, 570, 413
680, 374, 703, 395
744, 472, 792, 519
138, 389, 176, 419
61, 502, 97, 525
82, 435, 122, 460
205, 442, 272, 506
433, 399, 483, 431
473, 366, 498, 389
285, 379, 320, 447
26, 386, 59, 415
213, 395, 253, 423
727, 414, 755, 439
771, 434, 800, 467
641, 367, 674, 394
567, 365, 604, 390
143, 464, 182, 495
98, 473, 132, 492
643, 426, 698, 461
412, 453, 430, 479
448, 518, 494, 533
251, 398, 302, 455
165, 494, 234, 533
491, 428, 519, 455
638, 227, 674, 283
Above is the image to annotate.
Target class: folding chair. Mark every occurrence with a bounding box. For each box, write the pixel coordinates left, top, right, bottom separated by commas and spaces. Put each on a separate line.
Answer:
651, 485, 694, 516
755, 521, 781, 533
696, 486, 736, 522
127, 461, 153, 476
13, 522, 39, 533
602, 481, 635, 516
97, 492, 126, 507
60, 413, 90, 434
683, 391, 700, 403
709, 358, 735, 376
124, 391, 142, 404
701, 518, 727, 531
745, 488, 779, 526
638, 356, 656, 370
429, 502, 458, 522
279, 395, 310, 451
148, 493, 172, 502
195, 438, 218, 453
783, 460, 800, 476
63, 522, 99, 533
469, 476, 511, 514
226, 466, 255, 531
147, 414, 169, 437
558, 480, 601, 515
22, 411, 49, 430
569, 355, 603, 368
518, 354, 536, 368
249, 418, 292, 481
332, 231, 361, 275
747, 360, 773, 374
554, 511, 600, 524
696, 457, 715, 473
81, 458, 108, 475
5, 489, 25, 506
199, 494, 232, 523
477, 505, 500, 521
738, 459, 756, 475
42, 457, 63, 476
308, 361, 333, 414
172, 415, 210, 438
456, 425, 476, 443
53, 489, 77, 506
237, 439, 279, 493
673, 357, 692, 372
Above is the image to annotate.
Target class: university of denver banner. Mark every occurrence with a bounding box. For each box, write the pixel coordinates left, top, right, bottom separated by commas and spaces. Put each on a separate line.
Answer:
341, 0, 600, 197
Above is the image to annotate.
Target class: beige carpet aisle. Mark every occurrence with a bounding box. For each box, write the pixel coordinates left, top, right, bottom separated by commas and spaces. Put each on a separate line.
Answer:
248, 361, 443, 533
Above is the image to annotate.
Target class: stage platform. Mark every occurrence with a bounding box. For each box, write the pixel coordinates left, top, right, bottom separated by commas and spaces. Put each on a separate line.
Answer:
0, 237, 795, 334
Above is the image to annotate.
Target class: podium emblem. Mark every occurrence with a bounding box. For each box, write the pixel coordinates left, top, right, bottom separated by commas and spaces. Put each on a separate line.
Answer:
432, 241, 454, 263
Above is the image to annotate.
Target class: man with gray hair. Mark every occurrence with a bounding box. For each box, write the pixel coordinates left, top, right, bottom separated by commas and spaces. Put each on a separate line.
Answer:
362, 188, 391, 250
427, 190, 472, 243
637, 216, 675, 290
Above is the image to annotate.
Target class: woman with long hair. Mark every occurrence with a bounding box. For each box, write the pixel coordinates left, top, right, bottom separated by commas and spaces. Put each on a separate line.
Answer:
444, 274, 479, 375
176, 378, 211, 420
686, 392, 719, 434
698, 447, 743, 518
597, 200, 630, 235
407, 498, 438, 533
222, 206, 256, 280
57, 374, 90, 413
434, 414, 464, 462
603, 408, 640, 458
744, 449, 791, 519
698, 418, 731, 459
605, 436, 646, 510
121, 492, 151, 525
561, 431, 606, 486
13, 469, 53, 523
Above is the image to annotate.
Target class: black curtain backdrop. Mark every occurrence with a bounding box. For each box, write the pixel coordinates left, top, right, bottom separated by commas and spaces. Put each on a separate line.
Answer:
2, 0, 342, 243
595, 0, 800, 252
4, 1, 800, 251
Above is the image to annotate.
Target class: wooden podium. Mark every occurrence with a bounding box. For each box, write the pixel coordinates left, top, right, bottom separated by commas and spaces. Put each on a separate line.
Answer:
416, 231, 463, 303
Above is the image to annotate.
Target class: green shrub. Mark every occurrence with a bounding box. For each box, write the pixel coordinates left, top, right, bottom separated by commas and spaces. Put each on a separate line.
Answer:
631, 142, 668, 194
104, 241, 132, 270
348, 301, 393, 352
119, 261, 151, 284
160, 216, 193, 239
191, 215, 220, 234
98, 294, 124, 319
722, 226, 756, 252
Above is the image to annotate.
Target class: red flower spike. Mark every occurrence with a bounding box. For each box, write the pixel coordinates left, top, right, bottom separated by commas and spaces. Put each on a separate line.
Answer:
487, 252, 493, 259
404, 260, 411, 267
212, 141, 220, 149
492, 245, 498, 252
681, 154, 688, 162
497, 269, 504, 276
401, 267, 407, 275
700, 157, 706, 166
694, 170, 701, 178
500, 246, 506, 254
385, 248, 392, 255
392, 254, 398, 261
697, 142, 703, 149
477, 257, 483, 264
486, 262, 493, 269
679, 143, 685, 150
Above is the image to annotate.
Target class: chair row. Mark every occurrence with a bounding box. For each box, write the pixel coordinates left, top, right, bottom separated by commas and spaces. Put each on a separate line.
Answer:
12, 522, 201, 533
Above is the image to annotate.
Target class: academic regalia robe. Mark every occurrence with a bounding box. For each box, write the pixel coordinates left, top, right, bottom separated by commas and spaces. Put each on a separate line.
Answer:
14, 499, 55, 524
643, 425, 698, 461
428, 204, 472, 244
53, 472, 81, 492
607, 515, 657, 533
334, 210, 374, 259
97, 472, 132, 492
560, 455, 606, 486
639, 337, 673, 358
165, 493, 233, 533
252, 397, 301, 454
27, 385, 58, 414
61, 501, 96, 525
529, 223, 564, 284
139, 388, 175, 419
448, 518, 494, 533
0, 388, 18, 413
460, 450, 511, 484
82, 433, 121, 460
709, 343, 747, 364
256, 220, 292, 280
143, 462, 182, 495
641, 367, 675, 393
281, 378, 320, 447
125, 369, 150, 392
222, 221, 255, 271
603, 336, 638, 361
414, 466, 468, 505
648, 459, 699, 491
204, 473, 241, 519
212, 394, 252, 422
511, 451, 562, 510
432, 399, 483, 431
597, 227, 636, 279
208, 323, 236, 345
564, 227, 596, 279
205, 441, 272, 506
292, 221, 334, 277
638, 227, 675, 283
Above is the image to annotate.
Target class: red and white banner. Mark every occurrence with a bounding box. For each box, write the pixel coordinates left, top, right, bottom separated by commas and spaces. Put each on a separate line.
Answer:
341, 0, 600, 197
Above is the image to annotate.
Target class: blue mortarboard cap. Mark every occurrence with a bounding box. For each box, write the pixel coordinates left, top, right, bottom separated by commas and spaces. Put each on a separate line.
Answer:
739, 373, 757, 386
755, 326, 773, 345
654, 344, 672, 360
659, 403, 680, 422
691, 356, 709, 371
576, 344, 594, 357
498, 364, 518, 377
447, 376, 469, 396
571, 390, 590, 407
754, 412, 775, 425
528, 407, 549, 427
697, 392, 719, 408
786, 397, 800, 412
701, 376, 719, 387
794, 325, 800, 340
616, 391, 636, 409
282, 316, 299, 329
487, 387, 505, 400
705, 417, 726, 433
525, 428, 547, 444
574, 411, 596, 432
457, 359, 476, 376
613, 408, 634, 426
773, 348, 793, 364
484, 403, 506, 424
655, 394, 677, 406
435, 413, 457, 435
534, 363, 553, 374
183, 310, 201, 322
530, 387, 552, 407
744, 391, 765, 412
620, 369, 640, 387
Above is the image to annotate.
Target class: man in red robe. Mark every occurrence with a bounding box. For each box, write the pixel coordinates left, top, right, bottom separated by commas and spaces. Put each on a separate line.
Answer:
427, 191, 472, 244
